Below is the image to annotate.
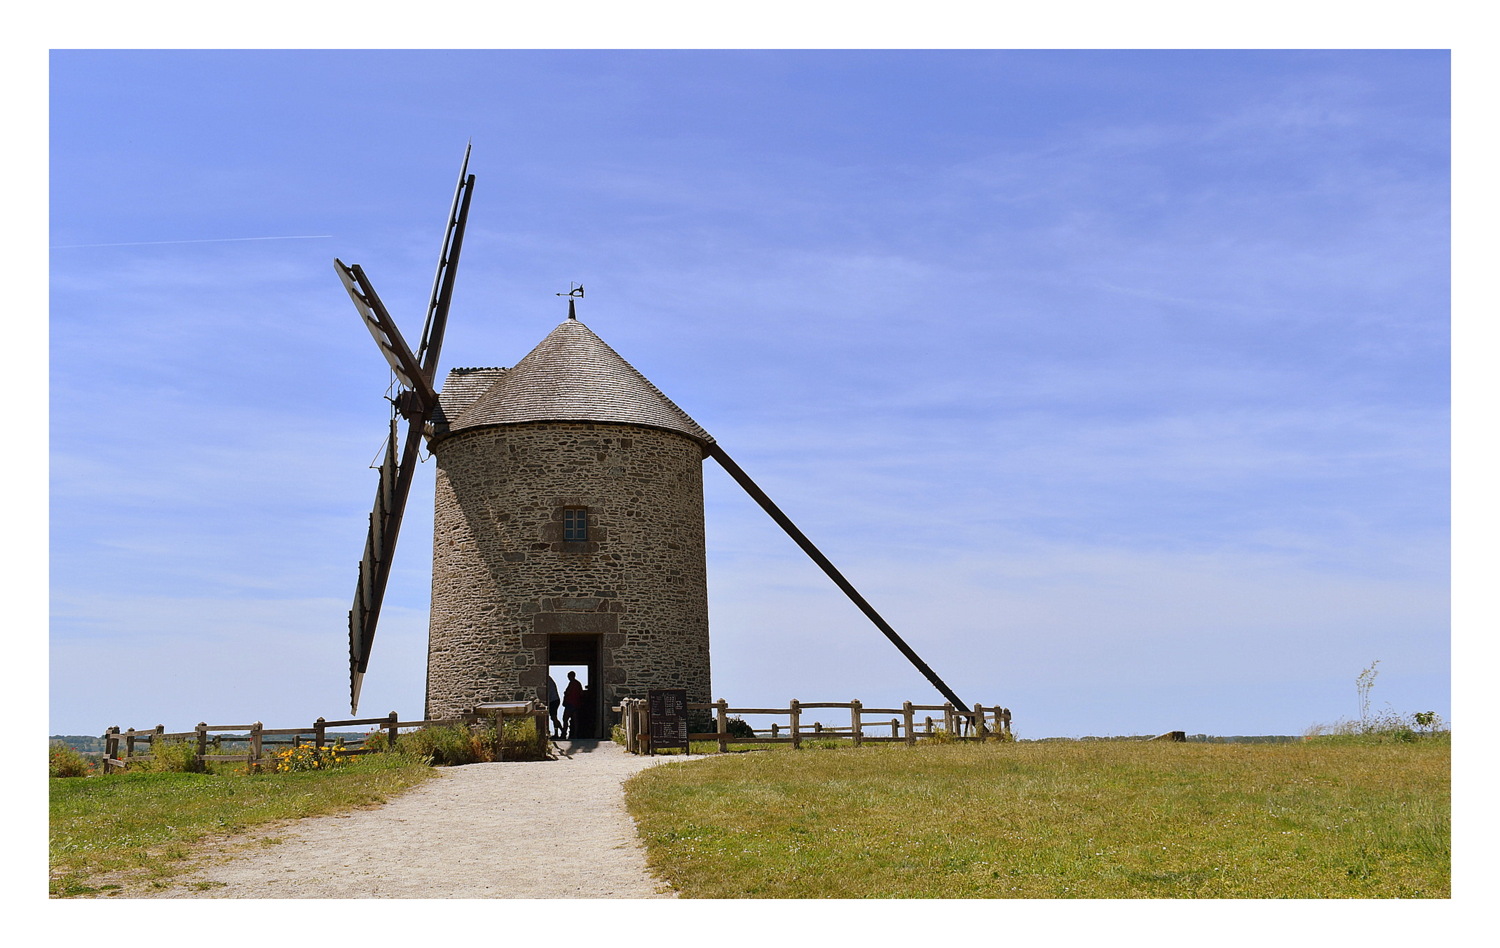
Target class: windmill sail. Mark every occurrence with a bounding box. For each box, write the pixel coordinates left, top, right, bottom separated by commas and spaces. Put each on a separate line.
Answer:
417, 140, 473, 373
341, 151, 476, 712
349, 418, 399, 709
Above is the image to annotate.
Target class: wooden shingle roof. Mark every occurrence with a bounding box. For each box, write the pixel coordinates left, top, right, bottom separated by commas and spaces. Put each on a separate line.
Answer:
431, 366, 506, 428
431, 319, 713, 446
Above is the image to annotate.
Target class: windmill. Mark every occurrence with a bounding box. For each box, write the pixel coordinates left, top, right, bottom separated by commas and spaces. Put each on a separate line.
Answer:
336, 147, 968, 725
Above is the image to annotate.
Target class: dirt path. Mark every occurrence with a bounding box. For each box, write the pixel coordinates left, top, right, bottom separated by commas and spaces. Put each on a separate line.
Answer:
140, 740, 689, 899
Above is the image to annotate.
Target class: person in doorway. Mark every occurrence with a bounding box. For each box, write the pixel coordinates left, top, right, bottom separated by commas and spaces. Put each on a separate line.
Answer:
546, 675, 562, 735
561, 671, 584, 739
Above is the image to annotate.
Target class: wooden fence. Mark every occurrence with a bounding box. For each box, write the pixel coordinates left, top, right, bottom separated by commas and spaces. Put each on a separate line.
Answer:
617, 698, 1012, 755
99, 702, 548, 774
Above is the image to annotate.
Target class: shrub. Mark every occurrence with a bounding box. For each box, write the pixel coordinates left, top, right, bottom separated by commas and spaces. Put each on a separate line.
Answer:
397, 724, 486, 765
269, 743, 351, 773
50, 742, 94, 778
724, 716, 756, 739
500, 716, 545, 759
1413, 711, 1444, 734
389, 719, 547, 765
139, 739, 201, 773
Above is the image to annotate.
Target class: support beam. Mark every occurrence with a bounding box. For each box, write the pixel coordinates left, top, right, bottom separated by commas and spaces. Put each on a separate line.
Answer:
707, 443, 969, 713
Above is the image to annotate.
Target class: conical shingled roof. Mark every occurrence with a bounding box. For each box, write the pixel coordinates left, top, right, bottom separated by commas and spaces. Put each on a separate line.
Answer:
436, 318, 714, 446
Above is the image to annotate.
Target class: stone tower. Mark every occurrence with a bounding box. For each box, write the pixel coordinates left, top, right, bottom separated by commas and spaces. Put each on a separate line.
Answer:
423, 315, 713, 736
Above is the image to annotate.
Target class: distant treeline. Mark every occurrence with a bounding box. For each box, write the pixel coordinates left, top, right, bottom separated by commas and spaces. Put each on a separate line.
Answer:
52, 736, 106, 754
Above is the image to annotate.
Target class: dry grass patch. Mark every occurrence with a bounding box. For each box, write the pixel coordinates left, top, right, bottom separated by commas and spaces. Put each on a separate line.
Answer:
624, 740, 1448, 898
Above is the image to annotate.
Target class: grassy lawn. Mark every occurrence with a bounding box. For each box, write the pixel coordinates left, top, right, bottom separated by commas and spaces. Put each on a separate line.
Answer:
49, 754, 434, 897
624, 738, 1449, 898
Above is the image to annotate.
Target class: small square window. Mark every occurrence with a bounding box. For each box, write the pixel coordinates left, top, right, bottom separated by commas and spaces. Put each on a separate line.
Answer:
563, 507, 589, 542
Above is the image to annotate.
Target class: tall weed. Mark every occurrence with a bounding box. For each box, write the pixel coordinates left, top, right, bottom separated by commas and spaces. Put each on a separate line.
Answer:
50, 742, 94, 778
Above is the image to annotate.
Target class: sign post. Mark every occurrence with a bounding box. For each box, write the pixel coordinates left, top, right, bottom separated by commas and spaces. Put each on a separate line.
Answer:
647, 688, 689, 755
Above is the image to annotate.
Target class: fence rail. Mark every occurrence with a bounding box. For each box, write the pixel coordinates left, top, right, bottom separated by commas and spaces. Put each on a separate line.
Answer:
101, 696, 1017, 767
616, 698, 1012, 755
99, 702, 548, 774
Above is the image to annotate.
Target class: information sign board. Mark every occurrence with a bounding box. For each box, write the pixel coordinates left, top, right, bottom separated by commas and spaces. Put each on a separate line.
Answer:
647, 688, 689, 754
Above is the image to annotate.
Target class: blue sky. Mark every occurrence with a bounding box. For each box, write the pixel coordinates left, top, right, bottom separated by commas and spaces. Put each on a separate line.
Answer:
47, 49, 1450, 738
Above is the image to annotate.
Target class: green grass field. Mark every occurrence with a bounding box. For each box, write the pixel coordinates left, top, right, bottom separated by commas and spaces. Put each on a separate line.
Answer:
49, 754, 434, 897
624, 738, 1449, 898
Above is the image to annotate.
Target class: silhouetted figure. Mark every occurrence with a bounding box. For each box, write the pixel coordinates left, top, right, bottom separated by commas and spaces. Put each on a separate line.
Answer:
562, 671, 584, 738
546, 675, 562, 735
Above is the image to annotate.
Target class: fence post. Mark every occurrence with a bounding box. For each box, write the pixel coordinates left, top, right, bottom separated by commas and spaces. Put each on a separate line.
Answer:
124, 728, 137, 762
943, 703, 954, 735
891, 719, 899, 738
103, 727, 120, 776
314, 716, 326, 751
195, 723, 207, 772
153, 725, 165, 757
716, 698, 729, 754
851, 699, 863, 747
1002, 708, 1012, 738
790, 699, 802, 750
386, 711, 399, 752
903, 702, 915, 747
250, 722, 263, 771
973, 704, 986, 743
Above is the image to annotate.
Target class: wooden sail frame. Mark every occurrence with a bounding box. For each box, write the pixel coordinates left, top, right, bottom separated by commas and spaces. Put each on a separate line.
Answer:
341, 147, 475, 712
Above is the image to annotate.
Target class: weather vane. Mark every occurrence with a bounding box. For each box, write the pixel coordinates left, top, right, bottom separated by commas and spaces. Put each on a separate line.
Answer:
556, 283, 584, 319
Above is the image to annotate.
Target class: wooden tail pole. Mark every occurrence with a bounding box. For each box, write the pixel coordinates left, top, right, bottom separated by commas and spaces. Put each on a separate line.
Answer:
707, 443, 970, 712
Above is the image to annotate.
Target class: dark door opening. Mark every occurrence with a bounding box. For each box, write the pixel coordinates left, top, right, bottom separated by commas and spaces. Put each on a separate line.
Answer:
548, 635, 602, 739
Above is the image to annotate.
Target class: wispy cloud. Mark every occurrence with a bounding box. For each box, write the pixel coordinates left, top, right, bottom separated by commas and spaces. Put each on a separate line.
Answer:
51, 235, 332, 249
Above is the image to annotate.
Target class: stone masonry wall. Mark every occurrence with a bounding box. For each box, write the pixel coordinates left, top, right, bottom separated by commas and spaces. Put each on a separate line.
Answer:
425, 421, 711, 720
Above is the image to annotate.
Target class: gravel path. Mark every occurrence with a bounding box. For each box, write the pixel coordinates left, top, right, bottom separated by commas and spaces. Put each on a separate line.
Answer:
142, 740, 689, 899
